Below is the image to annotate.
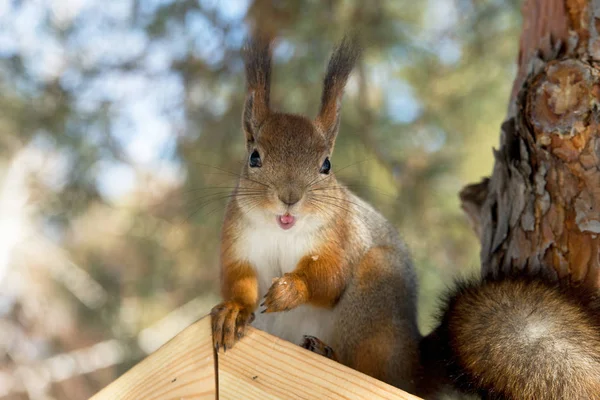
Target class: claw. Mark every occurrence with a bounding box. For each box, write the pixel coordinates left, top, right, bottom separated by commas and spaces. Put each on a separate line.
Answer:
211, 301, 253, 354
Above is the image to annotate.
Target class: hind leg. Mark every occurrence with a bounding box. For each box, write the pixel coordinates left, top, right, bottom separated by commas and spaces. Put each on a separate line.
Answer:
330, 247, 421, 391
302, 331, 400, 385
300, 335, 339, 361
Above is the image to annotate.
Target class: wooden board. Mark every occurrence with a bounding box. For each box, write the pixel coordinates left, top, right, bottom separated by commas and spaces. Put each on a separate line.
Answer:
218, 326, 420, 400
90, 316, 216, 400
91, 315, 422, 400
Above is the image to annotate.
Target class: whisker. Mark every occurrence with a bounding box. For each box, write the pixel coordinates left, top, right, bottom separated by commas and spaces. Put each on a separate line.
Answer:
305, 158, 374, 189
182, 186, 266, 195
182, 193, 265, 223
148, 190, 231, 209
308, 198, 374, 227
331, 158, 374, 176
202, 202, 235, 220
181, 191, 259, 208
306, 200, 338, 219
308, 198, 355, 216
305, 172, 334, 190
183, 195, 236, 222
309, 198, 374, 227
192, 163, 270, 188
309, 184, 394, 198
237, 199, 264, 216
309, 193, 372, 213
147, 185, 267, 212
309, 194, 382, 226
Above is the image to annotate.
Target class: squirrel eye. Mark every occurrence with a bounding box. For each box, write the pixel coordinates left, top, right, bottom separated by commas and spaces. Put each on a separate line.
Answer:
249, 150, 262, 168
320, 157, 331, 174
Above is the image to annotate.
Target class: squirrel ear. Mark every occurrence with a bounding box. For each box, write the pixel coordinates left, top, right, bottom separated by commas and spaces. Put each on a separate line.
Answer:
315, 35, 361, 148
242, 36, 272, 144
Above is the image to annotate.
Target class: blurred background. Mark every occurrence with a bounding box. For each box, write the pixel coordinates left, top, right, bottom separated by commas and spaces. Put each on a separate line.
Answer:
0, 0, 520, 398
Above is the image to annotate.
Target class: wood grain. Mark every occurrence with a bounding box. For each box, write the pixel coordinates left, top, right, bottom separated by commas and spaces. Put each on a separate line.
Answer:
90, 317, 216, 400
91, 315, 422, 400
218, 326, 421, 400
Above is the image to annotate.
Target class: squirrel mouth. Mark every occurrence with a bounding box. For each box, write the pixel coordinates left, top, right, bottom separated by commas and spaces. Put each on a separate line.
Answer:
277, 214, 296, 230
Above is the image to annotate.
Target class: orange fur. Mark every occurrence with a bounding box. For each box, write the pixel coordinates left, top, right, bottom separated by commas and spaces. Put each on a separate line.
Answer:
262, 240, 347, 312
211, 225, 259, 351
352, 327, 395, 383
261, 273, 308, 312
294, 239, 348, 307
220, 261, 258, 308
355, 246, 392, 290
220, 216, 259, 309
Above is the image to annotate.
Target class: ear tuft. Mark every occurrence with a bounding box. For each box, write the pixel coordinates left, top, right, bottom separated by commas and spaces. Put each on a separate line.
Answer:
316, 35, 361, 147
242, 35, 273, 144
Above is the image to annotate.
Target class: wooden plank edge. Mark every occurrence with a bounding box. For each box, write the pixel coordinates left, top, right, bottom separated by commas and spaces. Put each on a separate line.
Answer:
90, 316, 216, 400
217, 326, 422, 400
91, 314, 423, 400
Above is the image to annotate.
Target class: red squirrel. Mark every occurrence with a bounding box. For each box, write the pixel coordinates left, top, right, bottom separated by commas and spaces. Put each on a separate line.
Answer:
209, 36, 421, 392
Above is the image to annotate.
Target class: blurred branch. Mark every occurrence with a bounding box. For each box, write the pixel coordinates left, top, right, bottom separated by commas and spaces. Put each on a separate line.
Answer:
19, 236, 108, 309
356, 59, 406, 183
1, 294, 216, 398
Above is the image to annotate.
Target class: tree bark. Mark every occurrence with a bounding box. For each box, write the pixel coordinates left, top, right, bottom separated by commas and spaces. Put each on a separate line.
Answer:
460, 0, 600, 289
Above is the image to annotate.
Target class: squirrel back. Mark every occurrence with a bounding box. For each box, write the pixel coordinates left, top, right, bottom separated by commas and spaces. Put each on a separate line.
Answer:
420, 275, 600, 400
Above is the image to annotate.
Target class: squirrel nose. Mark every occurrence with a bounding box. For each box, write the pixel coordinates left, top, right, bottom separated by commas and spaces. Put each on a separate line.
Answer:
278, 188, 302, 206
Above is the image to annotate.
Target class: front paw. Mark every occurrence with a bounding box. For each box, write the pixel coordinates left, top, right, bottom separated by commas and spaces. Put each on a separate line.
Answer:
261, 273, 308, 313
210, 301, 255, 352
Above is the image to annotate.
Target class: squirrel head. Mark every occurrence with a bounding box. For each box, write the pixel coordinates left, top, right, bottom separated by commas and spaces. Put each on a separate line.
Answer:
237, 35, 360, 231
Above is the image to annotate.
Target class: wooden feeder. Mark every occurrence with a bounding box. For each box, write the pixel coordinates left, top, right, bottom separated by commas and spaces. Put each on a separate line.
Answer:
90, 315, 422, 399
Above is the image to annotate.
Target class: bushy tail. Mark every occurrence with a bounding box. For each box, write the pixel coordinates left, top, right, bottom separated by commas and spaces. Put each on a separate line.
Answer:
421, 276, 600, 400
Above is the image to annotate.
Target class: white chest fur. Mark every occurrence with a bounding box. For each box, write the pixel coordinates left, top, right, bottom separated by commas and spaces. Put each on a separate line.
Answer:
235, 222, 336, 345
237, 224, 315, 293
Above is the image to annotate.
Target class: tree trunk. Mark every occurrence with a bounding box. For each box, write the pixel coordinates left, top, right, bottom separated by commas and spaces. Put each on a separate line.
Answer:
460, 0, 600, 289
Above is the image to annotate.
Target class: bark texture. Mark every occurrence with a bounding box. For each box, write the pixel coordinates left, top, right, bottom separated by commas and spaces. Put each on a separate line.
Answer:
461, 0, 600, 289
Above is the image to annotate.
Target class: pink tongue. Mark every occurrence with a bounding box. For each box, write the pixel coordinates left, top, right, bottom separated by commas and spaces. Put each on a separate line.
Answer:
280, 214, 295, 224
